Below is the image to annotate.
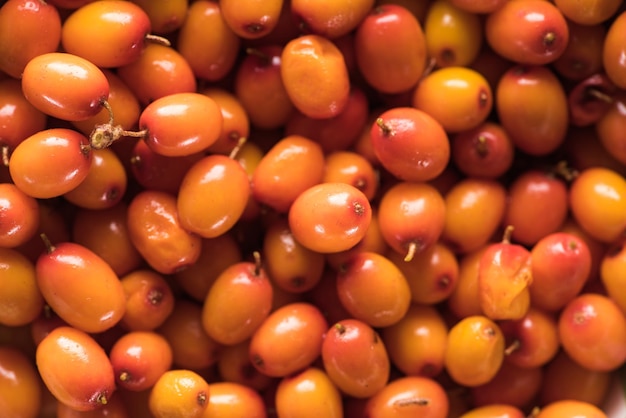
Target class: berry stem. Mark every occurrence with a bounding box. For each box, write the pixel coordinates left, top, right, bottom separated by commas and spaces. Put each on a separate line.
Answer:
144, 33, 171, 47
40, 233, 55, 254
228, 137, 247, 159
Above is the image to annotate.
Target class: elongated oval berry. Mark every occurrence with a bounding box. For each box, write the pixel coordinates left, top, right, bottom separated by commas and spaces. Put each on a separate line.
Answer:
36, 237, 126, 333
177, 154, 250, 239
36, 326, 116, 412
21, 52, 109, 122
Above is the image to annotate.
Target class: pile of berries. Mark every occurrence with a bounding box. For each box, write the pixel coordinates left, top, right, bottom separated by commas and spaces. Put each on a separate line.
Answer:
1, 0, 626, 417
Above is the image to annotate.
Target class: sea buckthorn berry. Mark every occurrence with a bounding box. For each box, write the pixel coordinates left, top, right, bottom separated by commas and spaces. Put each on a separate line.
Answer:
177, 1, 240, 82
451, 122, 514, 179
377, 181, 446, 262
603, 11, 626, 89
478, 227, 533, 321
110, 331, 173, 392
413, 66, 492, 133
63, 148, 127, 210
220, 0, 283, 39
552, 22, 606, 82
130, 0, 188, 35
554, 0, 621, 25
503, 170, 569, 246
201, 256, 273, 346
119, 269, 175, 332
281, 34, 350, 119
205, 382, 267, 418
424, 0, 483, 68
602, 238, 626, 315
0, 78, 47, 154
337, 251, 411, 328
116, 43, 197, 107
442, 178, 506, 254
0, 346, 42, 418
275, 368, 343, 418
371, 107, 450, 182
36, 238, 126, 334
201, 88, 250, 155
534, 400, 608, 418
132, 92, 222, 157
0, 247, 43, 327
496, 65, 568, 156
37, 326, 116, 412
568, 167, 626, 243
539, 350, 612, 407
558, 293, 626, 372
355, 4, 428, 94
177, 154, 250, 239
72, 203, 143, 278
127, 190, 202, 275
322, 319, 390, 398
21, 52, 109, 122
157, 300, 221, 371
459, 405, 525, 418
9, 128, 92, 199
288, 182, 372, 253
530, 232, 592, 312
252, 135, 325, 214
61, 0, 167, 68
568, 73, 616, 128
498, 307, 560, 369
485, 0, 569, 65
446, 246, 487, 320
0, 183, 39, 248
292, 0, 374, 39
381, 304, 448, 378
0, 0, 62, 79
444, 315, 505, 387
322, 150, 378, 202
387, 242, 459, 305
596, 91, 626, 165
149, 369, 210, 418
263, 217, 325, 293
234, 45, 295, 130
249, 302, 328, 377
364, 376, 449, 418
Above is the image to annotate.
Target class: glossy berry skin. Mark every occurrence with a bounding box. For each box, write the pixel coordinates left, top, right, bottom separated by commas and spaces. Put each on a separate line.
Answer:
9, 128, 92, 199
485, 0, 569, 65
534, 400, 607, 418
275, 368, 343, 418
177, 154, 250, 238
604, 11, 626, 89
558, 293, 626, 372
0, 347, 42, 418
36, 326, 116, 412
138, 92, 223, 157
364, 376, 449, 418
288, 182, 372, 253
21, 52, 109, 122
249, 302, 328, 378
478, 233, 533, 321
0, 183, 39, 248
355, 4, 428, 94
0, 0, 62, 79
36, 240, 126, 334
281, 34, 350, 119
201, 260, 273, 346
371, 107, 450, 182
322, 319, 390, 398
61, 0, 153, 68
